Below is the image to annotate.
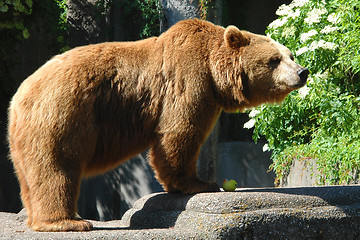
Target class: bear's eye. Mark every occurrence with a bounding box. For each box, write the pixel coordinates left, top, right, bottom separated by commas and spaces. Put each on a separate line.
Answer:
268, 57, 281, 68
290, 54, 295, 61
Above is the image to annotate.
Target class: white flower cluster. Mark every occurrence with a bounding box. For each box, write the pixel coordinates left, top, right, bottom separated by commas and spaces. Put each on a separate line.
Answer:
296, 46, 309, 56
276, 4, 293, 16
300, 30, 318, 43
269, 0, 338, 31
244, 109, 260, 129
300, 26, 338, 43
289, 0, 309, 8
244, 109, 261, 129
298, 85, 310, 98
304, 7, 328, 25
243, 119, 256, 129
276, 4, 301, 19
268, 18, 288, 29
269, 0, 308, 30
249, 109, 261, 118
296, 40, 338, 56
310, 40, 337, 50
262, 143, 270, 152
327, 13, 339, 24
320, 25, 339, 34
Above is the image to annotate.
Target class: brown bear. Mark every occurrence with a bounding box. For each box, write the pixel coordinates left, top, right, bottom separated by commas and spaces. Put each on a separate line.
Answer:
8, 19, 308, 232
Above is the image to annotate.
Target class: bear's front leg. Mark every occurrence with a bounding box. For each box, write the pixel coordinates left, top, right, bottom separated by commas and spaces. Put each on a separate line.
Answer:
149, 131, 220, 194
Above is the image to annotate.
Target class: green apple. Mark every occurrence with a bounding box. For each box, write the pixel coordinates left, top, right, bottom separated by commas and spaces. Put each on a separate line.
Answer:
222, 179, 237, 191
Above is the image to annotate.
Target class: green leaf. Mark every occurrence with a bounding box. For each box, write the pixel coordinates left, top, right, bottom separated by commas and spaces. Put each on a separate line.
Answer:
22, 28, 30, 39
0, 4, 8, 12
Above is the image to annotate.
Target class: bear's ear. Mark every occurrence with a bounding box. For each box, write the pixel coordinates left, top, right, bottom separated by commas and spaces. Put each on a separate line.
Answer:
224, 26, 250, 50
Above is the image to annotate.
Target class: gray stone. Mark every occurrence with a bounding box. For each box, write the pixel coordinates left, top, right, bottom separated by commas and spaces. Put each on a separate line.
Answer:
0, 210, 200, 239
159, 0, 200, 32
282, 158, 319, 187
67, 0, 111, 46
123, 185, 360, 239
2, 186, 360, 239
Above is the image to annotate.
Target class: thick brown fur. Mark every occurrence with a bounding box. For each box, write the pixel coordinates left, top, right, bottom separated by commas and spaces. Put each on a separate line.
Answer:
8, 19, 307, 231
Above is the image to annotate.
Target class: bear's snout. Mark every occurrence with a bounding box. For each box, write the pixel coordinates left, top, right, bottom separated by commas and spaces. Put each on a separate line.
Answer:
297, 68, 309, 86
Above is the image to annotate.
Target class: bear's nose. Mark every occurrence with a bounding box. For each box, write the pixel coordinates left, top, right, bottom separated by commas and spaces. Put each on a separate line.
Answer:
297, 68, 309, 85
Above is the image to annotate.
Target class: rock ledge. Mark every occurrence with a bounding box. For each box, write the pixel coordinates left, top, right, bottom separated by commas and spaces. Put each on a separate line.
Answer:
1, 186, 360, 239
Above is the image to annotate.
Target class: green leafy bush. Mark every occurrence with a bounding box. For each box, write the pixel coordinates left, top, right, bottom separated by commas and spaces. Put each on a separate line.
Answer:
0, 1, 69, 108
119, 0, 162, 39
138, 0, 162, 38
245, 0, 360, 185
0, 0, 33, 38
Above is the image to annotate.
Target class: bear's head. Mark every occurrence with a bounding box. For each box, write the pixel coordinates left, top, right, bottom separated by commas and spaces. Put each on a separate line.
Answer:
210, 25, 309, 111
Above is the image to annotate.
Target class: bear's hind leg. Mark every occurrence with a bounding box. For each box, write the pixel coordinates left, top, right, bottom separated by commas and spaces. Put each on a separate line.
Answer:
149, 133, 219, 194
28, 163, 92, 232
14, 166, 33, 227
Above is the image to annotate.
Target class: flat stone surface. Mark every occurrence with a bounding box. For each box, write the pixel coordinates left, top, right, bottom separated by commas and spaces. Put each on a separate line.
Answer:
123, 186, 360, 239
1, 186, 360, 239
0, 211, 200, 240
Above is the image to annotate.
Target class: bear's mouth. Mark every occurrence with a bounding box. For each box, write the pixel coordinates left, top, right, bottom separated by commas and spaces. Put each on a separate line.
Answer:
291, 80, 307, 89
